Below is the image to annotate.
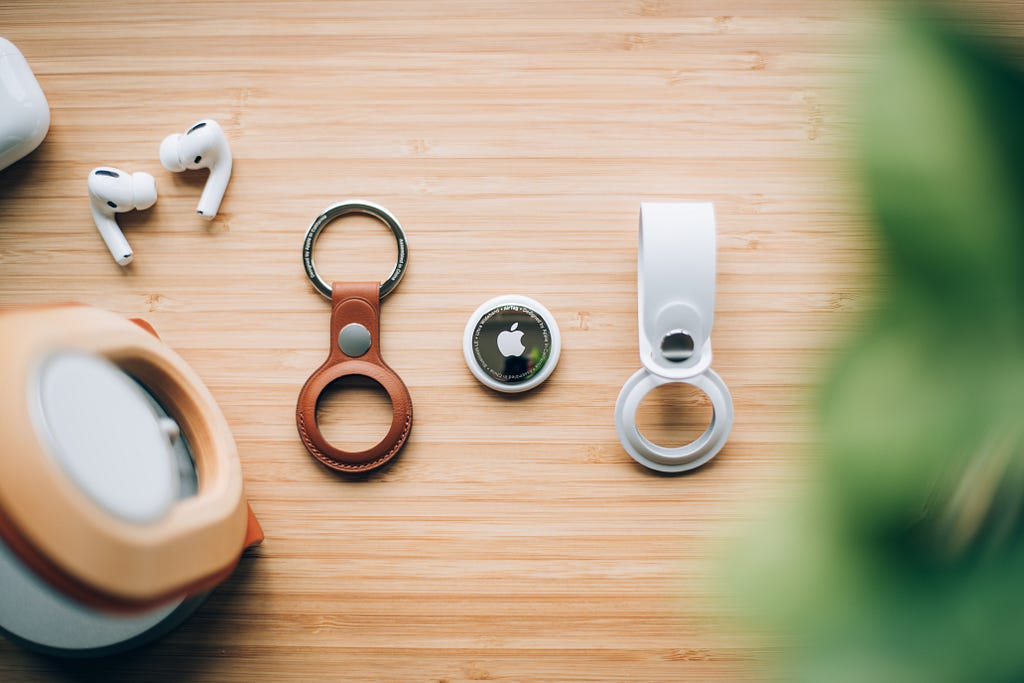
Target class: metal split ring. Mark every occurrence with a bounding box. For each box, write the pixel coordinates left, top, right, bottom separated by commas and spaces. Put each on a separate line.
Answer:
302, 201, 408, 299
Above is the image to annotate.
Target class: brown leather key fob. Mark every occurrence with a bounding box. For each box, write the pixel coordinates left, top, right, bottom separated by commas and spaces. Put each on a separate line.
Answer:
296, 282, 412, 473
296, 202, 412, 474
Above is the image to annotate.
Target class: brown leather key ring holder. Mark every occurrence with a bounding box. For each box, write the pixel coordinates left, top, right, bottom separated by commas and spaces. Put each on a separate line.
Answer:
296, 202, 412, 474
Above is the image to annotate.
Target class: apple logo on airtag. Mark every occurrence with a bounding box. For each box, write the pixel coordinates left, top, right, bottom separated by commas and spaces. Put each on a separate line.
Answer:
497, 322, 526, 357
463, 295, 562, 393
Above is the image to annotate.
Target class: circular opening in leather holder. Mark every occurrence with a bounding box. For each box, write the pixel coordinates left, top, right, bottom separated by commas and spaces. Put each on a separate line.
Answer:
315, 375, 394, 451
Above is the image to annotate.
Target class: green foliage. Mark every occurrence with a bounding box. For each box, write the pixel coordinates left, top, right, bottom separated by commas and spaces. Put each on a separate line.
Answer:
731, 10, 1024, 682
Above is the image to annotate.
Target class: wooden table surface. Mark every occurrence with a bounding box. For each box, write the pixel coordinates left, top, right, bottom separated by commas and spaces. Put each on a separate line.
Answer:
0, 1, 974, 680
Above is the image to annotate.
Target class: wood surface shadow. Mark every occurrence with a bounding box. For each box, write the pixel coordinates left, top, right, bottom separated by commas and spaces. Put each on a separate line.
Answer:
0, 144, 50, 199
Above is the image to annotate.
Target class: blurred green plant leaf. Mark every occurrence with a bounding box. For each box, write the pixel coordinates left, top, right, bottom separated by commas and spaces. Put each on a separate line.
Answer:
731, 9, 1024, 682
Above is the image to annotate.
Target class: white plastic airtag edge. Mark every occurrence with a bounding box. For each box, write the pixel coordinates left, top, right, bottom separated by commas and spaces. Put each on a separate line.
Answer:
463, 295, 561, 393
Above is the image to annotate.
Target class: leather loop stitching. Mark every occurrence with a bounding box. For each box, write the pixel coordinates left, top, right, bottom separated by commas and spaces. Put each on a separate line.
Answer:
297, 409, 411, 473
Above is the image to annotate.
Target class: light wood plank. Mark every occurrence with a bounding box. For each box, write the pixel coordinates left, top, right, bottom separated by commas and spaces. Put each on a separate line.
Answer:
0, 0, 980, 679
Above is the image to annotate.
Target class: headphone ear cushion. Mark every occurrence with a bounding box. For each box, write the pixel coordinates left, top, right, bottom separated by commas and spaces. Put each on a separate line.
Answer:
159, 133, 186, 171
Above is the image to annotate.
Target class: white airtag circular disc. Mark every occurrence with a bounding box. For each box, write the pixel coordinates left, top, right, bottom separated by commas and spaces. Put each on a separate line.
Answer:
33, 352, 179, 524
463, 295, 562, 393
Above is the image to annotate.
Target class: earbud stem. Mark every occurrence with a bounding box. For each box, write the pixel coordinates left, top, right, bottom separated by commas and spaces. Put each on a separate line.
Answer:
196, 156, 232, 219
90, 204, 133, 266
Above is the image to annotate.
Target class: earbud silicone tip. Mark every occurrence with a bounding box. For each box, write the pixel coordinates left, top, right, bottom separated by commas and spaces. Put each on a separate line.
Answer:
159, 134, 185, 172
132, 172, 157, 210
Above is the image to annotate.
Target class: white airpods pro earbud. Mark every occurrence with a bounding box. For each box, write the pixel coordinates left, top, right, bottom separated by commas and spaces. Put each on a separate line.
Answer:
87, 167, 157, 266
159, 119, 232, 220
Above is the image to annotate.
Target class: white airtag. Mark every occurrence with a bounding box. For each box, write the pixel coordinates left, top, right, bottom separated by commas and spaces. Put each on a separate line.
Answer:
32, 352, 180, 524
463, 295, 562, 393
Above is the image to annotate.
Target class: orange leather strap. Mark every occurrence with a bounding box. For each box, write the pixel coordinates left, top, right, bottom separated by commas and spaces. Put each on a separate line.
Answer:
296, 282, 413, 474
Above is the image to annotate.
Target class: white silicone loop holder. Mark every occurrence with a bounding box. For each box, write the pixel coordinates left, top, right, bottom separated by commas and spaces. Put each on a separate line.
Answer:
614, 203, 734, 473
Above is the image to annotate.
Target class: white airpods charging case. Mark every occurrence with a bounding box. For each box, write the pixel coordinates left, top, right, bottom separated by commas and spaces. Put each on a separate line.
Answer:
0, 37, 50, 172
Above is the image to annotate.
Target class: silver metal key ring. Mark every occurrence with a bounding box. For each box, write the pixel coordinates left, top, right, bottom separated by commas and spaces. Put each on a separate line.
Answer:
302, 200, 409, 300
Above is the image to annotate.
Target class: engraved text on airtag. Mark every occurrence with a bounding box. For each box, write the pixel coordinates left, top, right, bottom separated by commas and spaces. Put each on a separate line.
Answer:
471, 305, 552, 385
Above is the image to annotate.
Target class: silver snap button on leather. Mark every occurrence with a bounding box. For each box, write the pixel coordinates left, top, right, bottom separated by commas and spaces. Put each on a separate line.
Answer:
338, 323, 372, 357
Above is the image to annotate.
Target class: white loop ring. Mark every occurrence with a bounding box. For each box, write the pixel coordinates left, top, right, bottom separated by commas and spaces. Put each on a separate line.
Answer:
614, 368, 734, 473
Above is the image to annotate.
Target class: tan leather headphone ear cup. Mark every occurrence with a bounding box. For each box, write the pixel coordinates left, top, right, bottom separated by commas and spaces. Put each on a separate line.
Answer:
0, 305, 256, 609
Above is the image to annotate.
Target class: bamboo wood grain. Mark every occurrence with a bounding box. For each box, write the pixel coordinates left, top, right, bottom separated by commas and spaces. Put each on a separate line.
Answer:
4, 1, 1011, 680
